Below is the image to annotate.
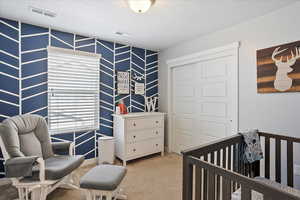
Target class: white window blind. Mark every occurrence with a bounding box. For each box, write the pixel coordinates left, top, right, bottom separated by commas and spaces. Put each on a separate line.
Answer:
47, 46, 100, 134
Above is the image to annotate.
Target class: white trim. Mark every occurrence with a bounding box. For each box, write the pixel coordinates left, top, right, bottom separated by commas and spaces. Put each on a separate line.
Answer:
131, 52, 145, 62
115, 50, 130, 56
115, 45, 129, 50
0, 19, 19, 31
0, 89, 19, 97
0, 32, 19, 43
115, 58, 130, 64
75, 37, 94, 42
166, 42, 240, 153
75, 43, 95, 49
96, 41, 114, 52
0, 49, 19, 59
0, 60, 19, 70
167, 42, 240, 68
21, 48, 47, 54
146, 60, 158, 66
21, 32, 48, 38
102, 57, 114, 66
146, 52, 158, 57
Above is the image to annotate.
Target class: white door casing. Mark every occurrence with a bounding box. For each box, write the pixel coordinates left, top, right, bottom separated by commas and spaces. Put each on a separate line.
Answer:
167, 42, 239, 153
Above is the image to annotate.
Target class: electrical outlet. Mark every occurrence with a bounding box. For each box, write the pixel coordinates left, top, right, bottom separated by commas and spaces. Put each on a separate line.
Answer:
294, 164, 300, 176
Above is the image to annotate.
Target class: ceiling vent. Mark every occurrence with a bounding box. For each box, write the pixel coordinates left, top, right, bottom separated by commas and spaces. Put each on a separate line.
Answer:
114, 31, 130, 37
29, 6, 57, 18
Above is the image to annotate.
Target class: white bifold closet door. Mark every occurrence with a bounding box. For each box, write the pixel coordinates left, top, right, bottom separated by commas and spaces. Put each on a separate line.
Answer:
171, 55, 238, 153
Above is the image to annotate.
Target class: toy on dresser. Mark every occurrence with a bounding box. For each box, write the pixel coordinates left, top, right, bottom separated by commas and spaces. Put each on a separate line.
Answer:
116, 100, 128, 114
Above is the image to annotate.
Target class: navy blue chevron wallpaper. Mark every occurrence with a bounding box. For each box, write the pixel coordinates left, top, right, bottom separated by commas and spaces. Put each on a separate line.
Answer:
0, 17, 159, 177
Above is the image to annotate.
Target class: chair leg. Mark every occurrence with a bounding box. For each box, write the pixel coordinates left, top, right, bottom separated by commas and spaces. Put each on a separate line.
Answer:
85, 190, 93, 200
17, 188, 23, 200
117, 188, 127, 200
31, 188, 41, 200
40, 186, 48, 200
106, 194, 113, 200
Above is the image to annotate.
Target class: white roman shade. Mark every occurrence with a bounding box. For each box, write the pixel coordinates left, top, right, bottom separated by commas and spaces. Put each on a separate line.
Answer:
47, 46, 101, 134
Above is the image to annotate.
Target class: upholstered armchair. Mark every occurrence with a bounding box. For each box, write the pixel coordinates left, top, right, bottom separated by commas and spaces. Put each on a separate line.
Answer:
0, 114, 84, 200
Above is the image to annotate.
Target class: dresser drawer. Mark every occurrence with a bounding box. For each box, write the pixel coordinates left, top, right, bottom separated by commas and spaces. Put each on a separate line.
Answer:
127, 117, 163, 130
127, 128, 163, 143
126, 138, 163, 158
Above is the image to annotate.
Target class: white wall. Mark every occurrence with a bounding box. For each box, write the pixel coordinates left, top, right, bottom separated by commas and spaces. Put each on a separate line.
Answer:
159, 2, 300, 187
159, 2, 300, 144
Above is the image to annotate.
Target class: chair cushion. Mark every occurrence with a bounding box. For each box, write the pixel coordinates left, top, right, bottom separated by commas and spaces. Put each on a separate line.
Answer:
19, 132, 43, 158
44, 155, 84, 180
0, 115, 54, 159
80, 165, 127, 191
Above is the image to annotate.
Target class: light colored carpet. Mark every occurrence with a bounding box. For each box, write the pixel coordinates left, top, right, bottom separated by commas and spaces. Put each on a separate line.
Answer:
47, 153, 182, 200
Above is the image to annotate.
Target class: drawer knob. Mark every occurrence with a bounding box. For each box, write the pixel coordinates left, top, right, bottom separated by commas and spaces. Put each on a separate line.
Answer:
133, 135, 136, 138
155, 121, 159, 124
133, 148, 136, 152
133, 123, 136, 126
156, 144, 158, 146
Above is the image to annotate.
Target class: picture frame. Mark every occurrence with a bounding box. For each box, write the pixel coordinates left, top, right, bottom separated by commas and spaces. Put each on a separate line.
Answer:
117, 71, 130, 94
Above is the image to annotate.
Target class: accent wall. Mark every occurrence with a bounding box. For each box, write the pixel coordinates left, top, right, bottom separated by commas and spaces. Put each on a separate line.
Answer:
0, 17, 159, 177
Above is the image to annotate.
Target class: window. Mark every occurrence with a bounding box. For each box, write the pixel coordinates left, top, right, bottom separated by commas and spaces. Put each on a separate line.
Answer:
47, 46, 100, 134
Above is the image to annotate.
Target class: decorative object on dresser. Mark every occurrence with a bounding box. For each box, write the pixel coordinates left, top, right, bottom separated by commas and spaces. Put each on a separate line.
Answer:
145, 96, 158, 112
113, 112, 165, 166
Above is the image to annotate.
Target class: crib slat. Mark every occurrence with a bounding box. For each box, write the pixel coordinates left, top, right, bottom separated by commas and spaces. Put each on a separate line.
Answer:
203, 154, 208, 200
265, 137, 270, 179
195, 166, 202, 200
241, 186, 251, 200
222, 177, 231, 200
239, 143, 244, 175
287, 140, 294, 187
233, 144, 237, 172
228, 145, 232, 170
216, 150, 221, 200
222, 148, 226, 168
208, 170, 215, 200
183, 157, 193, 200
275, 139, 281, 183
211, 151, 215, 164
233, 144, 238, 191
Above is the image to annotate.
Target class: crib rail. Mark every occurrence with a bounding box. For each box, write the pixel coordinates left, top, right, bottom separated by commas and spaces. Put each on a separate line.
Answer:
184, 155, 300, 200
182, 132, 300, 200
259, 132, 300, 187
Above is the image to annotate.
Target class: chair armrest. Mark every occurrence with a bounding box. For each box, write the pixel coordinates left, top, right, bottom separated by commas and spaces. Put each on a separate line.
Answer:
4, 156, 38, 178
52, 141, 74, 155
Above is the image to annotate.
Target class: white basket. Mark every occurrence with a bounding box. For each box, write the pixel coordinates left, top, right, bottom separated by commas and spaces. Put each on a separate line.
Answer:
98, 136, 115, 164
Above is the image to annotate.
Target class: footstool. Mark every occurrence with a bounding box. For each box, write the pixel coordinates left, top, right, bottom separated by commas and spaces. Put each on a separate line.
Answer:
80, 165, 127, 200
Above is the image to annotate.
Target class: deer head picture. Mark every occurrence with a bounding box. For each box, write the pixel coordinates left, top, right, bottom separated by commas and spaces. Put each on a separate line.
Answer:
257, 41, 300, 93
272, 47, 300, 91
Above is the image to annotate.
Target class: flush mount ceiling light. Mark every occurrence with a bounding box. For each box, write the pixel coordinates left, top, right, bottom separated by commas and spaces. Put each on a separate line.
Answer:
127, 0, 155, 13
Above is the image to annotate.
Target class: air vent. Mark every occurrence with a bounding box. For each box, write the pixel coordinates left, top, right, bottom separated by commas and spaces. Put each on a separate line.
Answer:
29, 6, 57, 18
114, 31, 130, 37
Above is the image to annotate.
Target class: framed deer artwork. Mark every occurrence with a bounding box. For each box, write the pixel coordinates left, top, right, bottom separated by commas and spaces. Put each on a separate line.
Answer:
257, 40, 300, 93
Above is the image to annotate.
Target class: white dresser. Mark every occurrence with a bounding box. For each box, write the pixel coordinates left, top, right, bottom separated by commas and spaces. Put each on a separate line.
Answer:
113, 112, 165, 166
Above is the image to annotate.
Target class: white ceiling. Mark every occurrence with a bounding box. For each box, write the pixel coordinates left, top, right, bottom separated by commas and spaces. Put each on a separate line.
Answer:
0, 0, 297, 50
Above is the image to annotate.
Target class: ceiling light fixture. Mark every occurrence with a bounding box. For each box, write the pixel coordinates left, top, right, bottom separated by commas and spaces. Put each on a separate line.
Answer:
127, 0, 155, 13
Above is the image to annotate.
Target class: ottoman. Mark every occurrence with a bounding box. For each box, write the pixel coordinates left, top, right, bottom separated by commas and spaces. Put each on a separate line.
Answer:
80, 165, 127, 200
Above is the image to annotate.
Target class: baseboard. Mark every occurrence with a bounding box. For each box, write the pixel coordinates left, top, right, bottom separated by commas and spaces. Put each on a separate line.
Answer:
82, 158, 97, 167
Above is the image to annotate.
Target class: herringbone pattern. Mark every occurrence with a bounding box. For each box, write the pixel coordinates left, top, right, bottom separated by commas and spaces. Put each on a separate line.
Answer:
0, 18, 159, 177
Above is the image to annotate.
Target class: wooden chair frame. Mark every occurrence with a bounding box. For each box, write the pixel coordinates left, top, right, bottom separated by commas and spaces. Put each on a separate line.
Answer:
0, 138, 80, 200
